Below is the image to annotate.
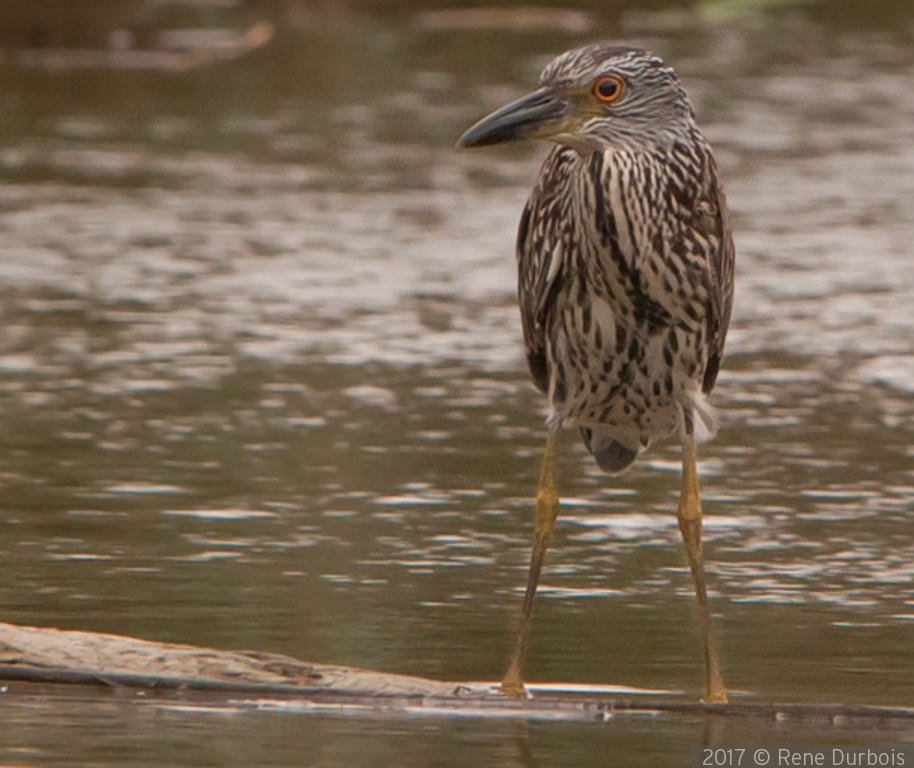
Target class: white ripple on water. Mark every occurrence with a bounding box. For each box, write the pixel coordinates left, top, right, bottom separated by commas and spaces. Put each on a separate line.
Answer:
536, 586, 624, 599
562, 512, 766, 542
106, 483, 187, 495
162, 508, 278, 520
854, 355, 914, 394
373, 494, 451, 507
168, 551, 244, 562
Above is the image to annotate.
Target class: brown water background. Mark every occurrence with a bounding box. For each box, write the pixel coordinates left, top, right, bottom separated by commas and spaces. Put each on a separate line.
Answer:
0, 1, 912, 765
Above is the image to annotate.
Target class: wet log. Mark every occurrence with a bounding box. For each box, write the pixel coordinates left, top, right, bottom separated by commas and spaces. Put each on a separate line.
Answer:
1, 622, 913, 723
0, 622, 456, 697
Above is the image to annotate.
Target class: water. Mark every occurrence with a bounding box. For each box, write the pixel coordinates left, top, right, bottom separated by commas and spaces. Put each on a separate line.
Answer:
0, 2, 913, 765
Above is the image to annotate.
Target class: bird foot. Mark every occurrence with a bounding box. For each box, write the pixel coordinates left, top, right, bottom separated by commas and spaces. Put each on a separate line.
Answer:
705, 685, 728, 704
498, 677, 528, 698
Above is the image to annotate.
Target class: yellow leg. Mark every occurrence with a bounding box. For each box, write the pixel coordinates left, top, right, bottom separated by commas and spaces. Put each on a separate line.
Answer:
501, 429, 560, 696
678, 432, 727, 703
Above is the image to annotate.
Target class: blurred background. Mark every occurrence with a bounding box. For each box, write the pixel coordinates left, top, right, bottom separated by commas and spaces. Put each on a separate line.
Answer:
0, 1, 912, 766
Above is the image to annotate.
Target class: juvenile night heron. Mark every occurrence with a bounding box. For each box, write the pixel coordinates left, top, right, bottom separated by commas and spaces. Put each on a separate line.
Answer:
457, 43, 733, 702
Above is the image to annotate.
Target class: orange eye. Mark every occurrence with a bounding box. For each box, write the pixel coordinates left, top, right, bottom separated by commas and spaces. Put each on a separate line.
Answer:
593, 74, 624, 103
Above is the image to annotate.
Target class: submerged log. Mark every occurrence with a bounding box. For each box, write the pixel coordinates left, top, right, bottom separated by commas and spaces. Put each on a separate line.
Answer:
0, 622, 456, 697
1, 622, 913, 723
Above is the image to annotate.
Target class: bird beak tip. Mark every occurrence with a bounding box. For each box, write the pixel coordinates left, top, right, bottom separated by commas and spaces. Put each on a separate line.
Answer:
454, 136, 486, 150
455, 123, 500, 149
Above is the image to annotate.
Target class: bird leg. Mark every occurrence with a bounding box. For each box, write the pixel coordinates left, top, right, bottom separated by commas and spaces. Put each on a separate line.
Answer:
678, 428, 727, 703
501, 429, 560, 696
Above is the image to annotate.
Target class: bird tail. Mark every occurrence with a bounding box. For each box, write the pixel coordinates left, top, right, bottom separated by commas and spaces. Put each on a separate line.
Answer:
579, 426, 639, 475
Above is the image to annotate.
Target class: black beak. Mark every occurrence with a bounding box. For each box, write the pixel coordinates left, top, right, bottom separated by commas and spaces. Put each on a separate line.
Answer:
456, 87, 572, 149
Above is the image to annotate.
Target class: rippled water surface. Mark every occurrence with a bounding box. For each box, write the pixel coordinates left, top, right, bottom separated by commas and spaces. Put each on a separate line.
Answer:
0, 2, 913, 765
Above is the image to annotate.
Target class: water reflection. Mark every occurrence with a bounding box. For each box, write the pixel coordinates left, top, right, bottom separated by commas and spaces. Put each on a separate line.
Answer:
1, 686, 912, 768
0, 2, 913, 765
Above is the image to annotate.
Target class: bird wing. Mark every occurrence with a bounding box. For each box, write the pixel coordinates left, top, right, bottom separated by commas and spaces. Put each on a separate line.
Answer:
700, 157, 735, 394
515, 148, 575, 395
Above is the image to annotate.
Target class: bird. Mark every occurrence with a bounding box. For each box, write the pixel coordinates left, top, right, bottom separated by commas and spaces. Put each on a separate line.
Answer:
456, 42, 734, 703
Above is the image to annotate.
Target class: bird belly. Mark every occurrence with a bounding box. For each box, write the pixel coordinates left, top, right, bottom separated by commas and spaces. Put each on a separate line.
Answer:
546, 298, 711, 473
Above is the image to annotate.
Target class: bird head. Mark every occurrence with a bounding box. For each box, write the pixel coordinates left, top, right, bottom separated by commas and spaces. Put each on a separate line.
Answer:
457, 43, 694, 155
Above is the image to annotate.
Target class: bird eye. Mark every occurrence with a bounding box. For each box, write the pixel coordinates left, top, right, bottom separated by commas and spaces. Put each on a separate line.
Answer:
593, 75, 624, 103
